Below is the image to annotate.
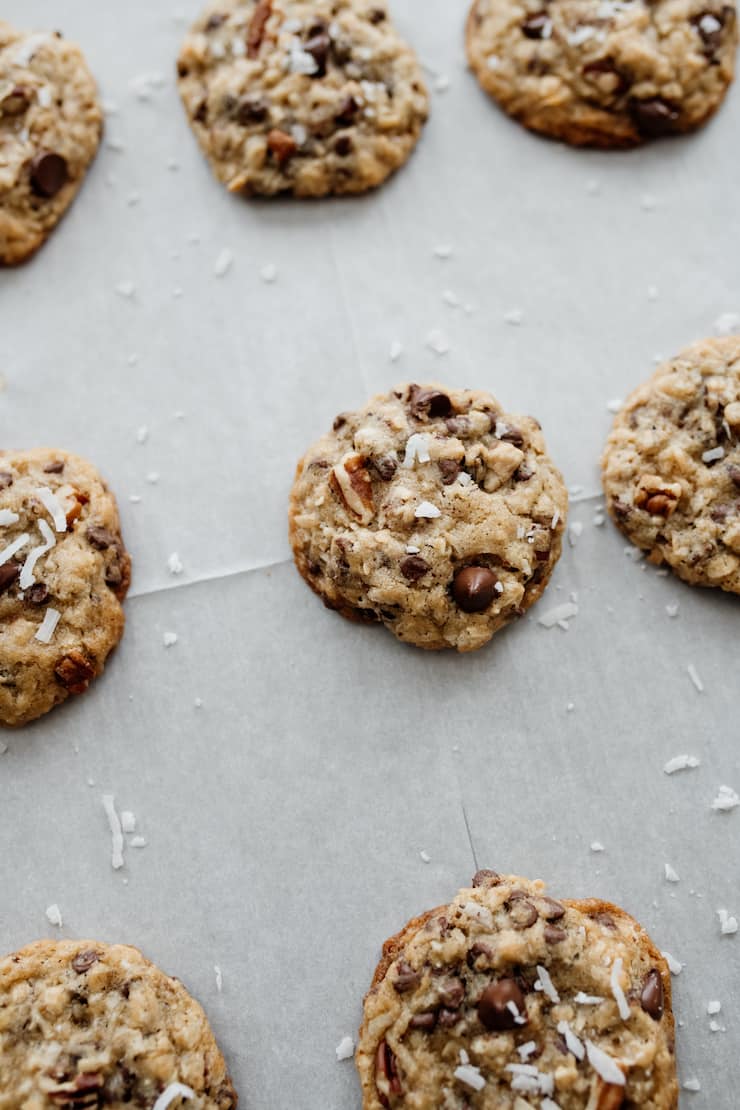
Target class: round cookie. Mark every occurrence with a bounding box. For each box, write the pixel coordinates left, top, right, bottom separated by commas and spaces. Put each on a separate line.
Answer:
0, 938, 237, 1107
357, 871, 678, 1109
0, 449, 130, 727
289, 383, 568, 651
466, 0, 738, 147
0, 23, 103, 265
602, 337, 740, 593
176, 0, 429, 197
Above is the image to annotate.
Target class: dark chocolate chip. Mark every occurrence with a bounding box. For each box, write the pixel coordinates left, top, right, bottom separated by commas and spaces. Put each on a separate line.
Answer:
400, 555, 430, 582
693, 8, 728, 51
582, 58, 630, 95
514, 464, 535, 483
409, 1011, 437, 1031
375, 1041, 402, 1106
478, 979, 526, 1031
629, 97, 679, 137
371, 455, 397, 481
0, 472, 13, 489
495, 422, 525, 448
521, 12, 551, 38
0, 563, 20, 595
408, 385, 453, 418
43, 460, 65, 474
335, 95, 359, 125
438, 459, 461, 486
438, 977, 465, 1008
445, 416, 470, 436
335, 135, 353, 156
393, 960, 421, 993
205, 13, 227, 30
236, 95, 269, 124
87, 526, 116, 550
472, 869, 501, 887
541, 897, 566, 921
72, 950, 99, 974
544, 924, 566, 944
640, 968, 664, 1020
369, 7, 387, 22
30, 151, 69, 198
452, 566, 498, 613
508, 897, 538, 929
304, 32, 331, 76
27, 582, 50, 605
0, 85, 31, 116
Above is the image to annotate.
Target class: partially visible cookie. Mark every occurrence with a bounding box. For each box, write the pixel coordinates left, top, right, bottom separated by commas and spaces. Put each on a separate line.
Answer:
0, 24, 102, 265
602, 337, 740, 593
466, 0, 738, 147
177, 0, 429, 197
0, 939, 238, 1108
0, 449, 130, 726
289, 383, 567, 651
357, 871, 678, 1109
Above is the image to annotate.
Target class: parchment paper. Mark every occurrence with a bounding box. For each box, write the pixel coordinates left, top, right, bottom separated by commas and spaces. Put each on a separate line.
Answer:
1, 1, 738, 1106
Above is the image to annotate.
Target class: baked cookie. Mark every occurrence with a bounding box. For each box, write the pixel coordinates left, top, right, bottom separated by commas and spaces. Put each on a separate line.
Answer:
0, 23, 103, 265
0, 449, 130, 727
0, 939, 237, 1108
357, 871, 678, 1109
466, 0, 738, 147
602, 337, 740, 593
176, 0, 429, 196
289, 384, 567, 651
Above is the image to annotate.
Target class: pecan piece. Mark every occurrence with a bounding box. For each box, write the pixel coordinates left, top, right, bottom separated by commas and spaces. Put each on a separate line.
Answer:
55, 651, 96, 695
375, 1041, 402, 1107
247, 0, 272, 57
329, 454, 375, 523
267, 128, 297, 164
634, 475, 682, 517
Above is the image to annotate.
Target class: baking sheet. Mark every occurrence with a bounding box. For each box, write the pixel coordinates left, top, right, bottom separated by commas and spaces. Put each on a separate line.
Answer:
1, 0, 739, 1106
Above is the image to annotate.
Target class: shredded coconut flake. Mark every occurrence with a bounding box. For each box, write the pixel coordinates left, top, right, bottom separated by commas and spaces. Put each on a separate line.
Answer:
389, 340, 403, 362
0, 532, 30, 567
535, 965, 560, 1003
610, 958, 630, 1021
419, 850, 431, 863
102, 794, 124, 870
167, 552, 184, 575
426, 329, 450, 355
664, 864, 680, 883
19, 520, 55, 588
260, 263, 278, 283
537, 602, 578, 629
702, 446, 725, 463
163, 632, 178, 647
214, 965, 223, 991
661, 951, 683, 975
683, 1077, 701, 1092
45, 904, 63, 927
663, 755, 700, 774
557, 1020, 585, 1060
687, 664, 704, 692
403, 434, 432, 468
415, 500, 441, 519
574, 991, 604, 1005
35, 608, 61, 644
711, 785, 740, 812
152, 1084, 195, 1110
517, 1041, 537, 1060
335, 1035, 355, 1061
591, 841, 605, 853
130, 836, 147, 848
717, 909, 738, 935
504, 307, 524, 326
586, 1041, 625, 1086
454, 1064, 486, 1092
214, 248, 233, 277
120, 810, 136, 833
707, 1000, 721, 1015
0, 510, 19, 526
715, 312, 740, 336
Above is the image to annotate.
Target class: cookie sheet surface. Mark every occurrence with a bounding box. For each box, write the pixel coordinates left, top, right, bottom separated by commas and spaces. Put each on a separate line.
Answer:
1, 1, 738, 1107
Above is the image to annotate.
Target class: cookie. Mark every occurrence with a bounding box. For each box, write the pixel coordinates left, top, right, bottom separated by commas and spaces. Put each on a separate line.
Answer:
357, 871, 678, 1109
602, 337, 740, 593
0, 938, 237, 1107
289, 384, 567, 651
0, 449, 130, 727
0, 24, 103, 265
466, 0, 738, 147
177, 0, 429, 197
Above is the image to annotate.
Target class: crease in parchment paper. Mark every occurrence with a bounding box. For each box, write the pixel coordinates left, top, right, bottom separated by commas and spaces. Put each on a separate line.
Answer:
128, 556, 292, 600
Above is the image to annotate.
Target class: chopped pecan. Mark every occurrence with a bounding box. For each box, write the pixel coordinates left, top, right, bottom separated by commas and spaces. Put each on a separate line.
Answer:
634, 475, 682, 517
588, 1079, 625, 1110
49, 1073, 104, 1106
54, 651, 96, 694
247, 0, 272, 57
267, 128, 297, 164
375, 1041, 402, 1107
329, 454, 375, 523
58, 484, 89, 527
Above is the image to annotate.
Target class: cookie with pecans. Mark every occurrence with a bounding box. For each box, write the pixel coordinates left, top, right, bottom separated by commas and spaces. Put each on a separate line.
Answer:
602, 336, 740, 593
176, 0, 429, 196
357, 871, 678, 1109
0, 449, 130, 726
0, 938, 238, 1107
289, 383, 567, 651
466, 0, 738, 147
0, 23, 103, 265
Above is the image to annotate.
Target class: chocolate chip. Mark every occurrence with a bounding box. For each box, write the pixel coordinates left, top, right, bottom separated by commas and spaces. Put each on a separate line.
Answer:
408, 385, 453, 418
304, 32, 331, 76
728, 464, 740, 489
0, 472, 13, 489
335, 135, 353, 156
478, 979, 526, 1031
640, 968, 664, 1020
306, 19, 329, 36
541, 897, 566, 921
693, 8, 728, 51
237, 95, 269, 124
592, 911, 616, 930
371, 455, 397, 481
87, 526, 115, 550
409, 1011, 437, 1031
72, 950, 99, 974
582, 58, 630, 96
205, 13, 227, 30
445, 416, 469, 436
267, 128, 297, 164
629, 97, 679, 137
522, 12, 550, 38
438, 977, 465, 1008
375, 1041, 402, 1106
438, 459, 461, 486
27, 582, 50, 605
247, 0, 272, 57
472, 869, 501, 887
43, 459, 65, 474
30, 151, 69, 198
55, 651, 96, 694
452, 566, 499, 613
369, 7, 387, 22
0, 563, 19, 595
514, 464, 535, 483
335, 95, 359, 125
495, 422, 525, 447
0, 85, 31, 116
544, 924, 566, 944
400, 555, 430, 582
393, 960, 421, 993
508, 893, 539, 929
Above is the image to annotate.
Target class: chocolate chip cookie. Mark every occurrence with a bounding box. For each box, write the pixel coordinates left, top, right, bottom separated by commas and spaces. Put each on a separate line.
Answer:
0, 449, 130, 726
0, 939, 238, 1107
602, 336, 740, 593
466, 0, 738, 147
0, 23, 103, 265
177, 0, 429, 196
357, 871, 678, 1109
289, 384, 568, 651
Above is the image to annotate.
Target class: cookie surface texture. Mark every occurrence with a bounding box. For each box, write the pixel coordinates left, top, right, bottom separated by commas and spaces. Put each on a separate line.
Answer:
357, 871, 678, 1109
0, 939, 238, 1108
602, 336, 740, 593
466, 0, 738, 147
289, 383, 568, 651
0, 23, 102, 265
177, 0, 429, 196
0, 449, 130, 726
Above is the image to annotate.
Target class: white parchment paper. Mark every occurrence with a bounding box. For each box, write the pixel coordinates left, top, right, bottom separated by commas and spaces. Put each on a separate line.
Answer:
1, 1, 739, 1106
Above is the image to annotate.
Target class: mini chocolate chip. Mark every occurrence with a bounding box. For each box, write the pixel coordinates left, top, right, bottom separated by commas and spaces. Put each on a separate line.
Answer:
472, 869, 501, 887
438, 459, 461, 485
30, 151, 69, 198
335, 135, 353, 156
409, 1011, 437, 1031
87, 526, 115, 550
408, 385, 453, 418
514, 464, 535, 482
335, 95, 359, 125
541, 897, 566, 921
72, 950, 99, 974
304, 32, 331, 76
237, 95, 269, 124
369, 7, 387, 22
693, 8, 727, 50
0, 563, 19, 595
544, 924, 566, 944
509, 897, 538, 929
629, 97, 679, 137
438, 977, 465, 1008
43, 460, 65, 474
640, 968, 664, 1020
0, 472, 13, 489
522, 12, 550, 38
393, 960, 421, 993
452, 566, 499, 613
26, 582, 50, 605
400, 555, 430, 582
371, 455, 398, 481
307, 19, 329, 36
728, 464, 740, 489
478, 979, 526, 1031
